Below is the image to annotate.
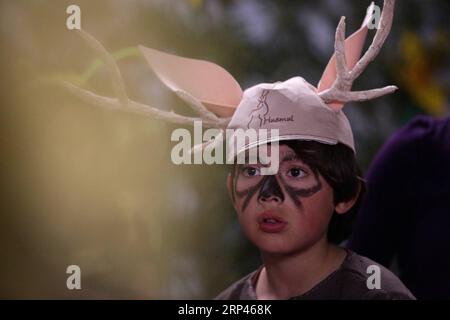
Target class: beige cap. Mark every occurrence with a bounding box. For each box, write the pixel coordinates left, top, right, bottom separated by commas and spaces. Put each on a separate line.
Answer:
226, 77, 354, 154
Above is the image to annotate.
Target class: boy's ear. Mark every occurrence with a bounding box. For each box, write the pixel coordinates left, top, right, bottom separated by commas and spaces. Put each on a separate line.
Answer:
334, 184, 361, 214
226, 173, 237, 210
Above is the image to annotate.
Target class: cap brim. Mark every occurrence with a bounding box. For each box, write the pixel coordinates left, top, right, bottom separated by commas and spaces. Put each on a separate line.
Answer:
226, 134, 338, 163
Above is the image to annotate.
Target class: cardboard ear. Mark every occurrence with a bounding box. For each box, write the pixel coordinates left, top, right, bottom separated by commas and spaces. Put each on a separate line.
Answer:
139, 46, 242, 117
317, 2, 376, 110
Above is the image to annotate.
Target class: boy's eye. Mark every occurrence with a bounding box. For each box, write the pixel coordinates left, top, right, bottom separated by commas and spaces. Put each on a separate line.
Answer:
287, 167, 307, 178
242, 166, 261, 177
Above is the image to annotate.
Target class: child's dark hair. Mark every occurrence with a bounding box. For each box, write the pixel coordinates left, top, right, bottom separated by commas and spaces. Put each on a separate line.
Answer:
280, 140, 365, 244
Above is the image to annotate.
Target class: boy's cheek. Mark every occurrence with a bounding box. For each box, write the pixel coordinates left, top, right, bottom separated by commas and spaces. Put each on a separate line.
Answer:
303, 179, 335, 218
235, 200, 255, 220
297, 198, 335, 231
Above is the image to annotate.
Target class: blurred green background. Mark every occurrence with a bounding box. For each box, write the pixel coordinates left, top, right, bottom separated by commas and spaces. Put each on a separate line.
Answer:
0, 0, 448, 299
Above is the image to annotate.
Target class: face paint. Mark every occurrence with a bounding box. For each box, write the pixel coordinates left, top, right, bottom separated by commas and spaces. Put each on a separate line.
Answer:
258, 175, 284, 203
280, 171, 322, 209
234, 173, 265, 212
232, 164, 323, 212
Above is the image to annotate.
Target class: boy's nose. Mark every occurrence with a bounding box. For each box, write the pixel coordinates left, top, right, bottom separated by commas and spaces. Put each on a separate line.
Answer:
258, 175, 284, 203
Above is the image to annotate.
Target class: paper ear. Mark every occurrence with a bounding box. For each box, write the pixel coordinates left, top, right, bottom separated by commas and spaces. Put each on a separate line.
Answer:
317, 2, 376, 110
139, 46, 242, 117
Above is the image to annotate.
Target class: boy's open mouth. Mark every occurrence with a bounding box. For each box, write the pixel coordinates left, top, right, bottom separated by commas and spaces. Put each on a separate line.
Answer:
258, 212, 287, 233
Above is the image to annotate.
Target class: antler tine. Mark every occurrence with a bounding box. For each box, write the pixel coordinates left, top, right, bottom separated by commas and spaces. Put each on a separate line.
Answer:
322, 85, 398, 103
350, 0, 396, 80
76, 29, 129, 107
174, 90, 221, 123
319, 0, 397, 105
61, 81, 230, 128
60, 29, 230, 129
334, 17, 348, 88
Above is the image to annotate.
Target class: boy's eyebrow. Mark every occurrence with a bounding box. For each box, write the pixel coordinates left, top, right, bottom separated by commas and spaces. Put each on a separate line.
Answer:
281, 152, 300, 163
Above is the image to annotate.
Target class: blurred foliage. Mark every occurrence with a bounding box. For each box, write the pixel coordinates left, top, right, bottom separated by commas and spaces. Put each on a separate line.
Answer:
0, 0, 448, 298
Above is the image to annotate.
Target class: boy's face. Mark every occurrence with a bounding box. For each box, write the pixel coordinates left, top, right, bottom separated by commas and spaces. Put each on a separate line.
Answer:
227, 144, 337, 255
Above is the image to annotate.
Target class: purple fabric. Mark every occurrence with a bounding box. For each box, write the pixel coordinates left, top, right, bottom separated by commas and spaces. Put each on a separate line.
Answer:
348, 115, 450, 299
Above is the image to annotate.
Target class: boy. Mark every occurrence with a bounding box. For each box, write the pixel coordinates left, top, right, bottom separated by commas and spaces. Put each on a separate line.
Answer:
215, 138, 415, 299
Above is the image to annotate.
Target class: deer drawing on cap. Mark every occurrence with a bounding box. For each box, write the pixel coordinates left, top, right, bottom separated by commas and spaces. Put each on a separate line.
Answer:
60, 0, 397, 153
247, 90, 270, 129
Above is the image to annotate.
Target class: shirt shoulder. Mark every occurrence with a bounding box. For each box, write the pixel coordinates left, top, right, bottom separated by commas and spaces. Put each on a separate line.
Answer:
337, 251, 416, 300
214, 269, 259, 300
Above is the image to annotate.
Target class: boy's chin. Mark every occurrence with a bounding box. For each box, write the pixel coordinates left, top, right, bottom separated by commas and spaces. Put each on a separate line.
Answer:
253, 239, 309, 256
251, 233, 325, 256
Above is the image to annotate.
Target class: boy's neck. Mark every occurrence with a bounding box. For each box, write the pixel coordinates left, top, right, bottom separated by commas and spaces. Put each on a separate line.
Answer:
255, 237, 347, 300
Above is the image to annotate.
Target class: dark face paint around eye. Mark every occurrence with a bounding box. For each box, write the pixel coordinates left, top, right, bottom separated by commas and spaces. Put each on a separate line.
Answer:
232, 166, 323, 212
280, 171, 322, 209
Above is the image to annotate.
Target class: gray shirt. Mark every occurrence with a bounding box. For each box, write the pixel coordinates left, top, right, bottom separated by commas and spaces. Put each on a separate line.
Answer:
215, 250, 415, 300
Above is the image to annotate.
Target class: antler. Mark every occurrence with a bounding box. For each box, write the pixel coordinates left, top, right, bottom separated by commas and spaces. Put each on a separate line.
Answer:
60, 29, 230, 129
319, 0, 397, 105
